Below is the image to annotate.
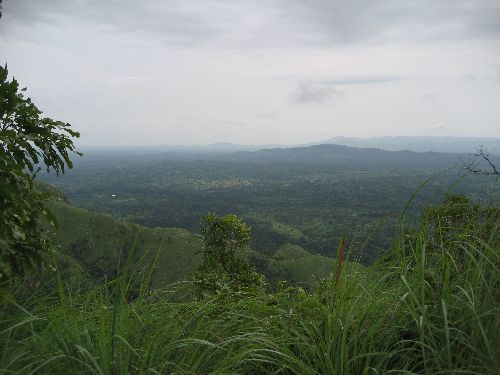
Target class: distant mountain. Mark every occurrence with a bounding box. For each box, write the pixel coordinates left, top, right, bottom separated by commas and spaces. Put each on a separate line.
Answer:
79, 136, 500, 157
214, 143, 468, 170
315, 136, 500, 155
79, 142, 284, 155
74, 143, 488, 171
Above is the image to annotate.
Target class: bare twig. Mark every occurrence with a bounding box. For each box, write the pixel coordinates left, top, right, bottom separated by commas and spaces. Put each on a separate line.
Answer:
465, 145, 499, 175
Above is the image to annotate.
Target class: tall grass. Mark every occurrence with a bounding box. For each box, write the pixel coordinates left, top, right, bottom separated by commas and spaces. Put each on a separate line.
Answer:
1, 198, 498, 374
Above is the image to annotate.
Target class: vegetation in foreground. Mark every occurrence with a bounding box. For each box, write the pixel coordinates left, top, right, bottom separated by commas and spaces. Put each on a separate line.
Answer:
1, 195, 498, 374
40, 196, 335, 291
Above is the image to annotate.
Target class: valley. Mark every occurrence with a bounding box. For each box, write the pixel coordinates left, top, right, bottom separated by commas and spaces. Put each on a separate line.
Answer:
41, 144, 498, 265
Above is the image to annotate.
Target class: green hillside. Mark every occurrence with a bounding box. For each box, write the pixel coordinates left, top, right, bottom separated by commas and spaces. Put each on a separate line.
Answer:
46, 198, 336, 291
47, 199, 203, 289
3, 194, 498, 374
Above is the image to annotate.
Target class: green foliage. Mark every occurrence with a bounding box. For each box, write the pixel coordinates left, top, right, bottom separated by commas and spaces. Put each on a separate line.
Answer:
45, 199, 204, 292
9, 195, 334, 294
0, 64, 80, 283
194, 213, 265, 298
391, 194, 500, 266
39, 148, 496, 263
250, 244, 336, 289
0, 195, 498, 374
423, 194, 499, 246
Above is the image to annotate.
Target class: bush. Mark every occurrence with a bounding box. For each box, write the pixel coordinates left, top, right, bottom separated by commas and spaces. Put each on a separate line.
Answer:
193, 213, 265, 299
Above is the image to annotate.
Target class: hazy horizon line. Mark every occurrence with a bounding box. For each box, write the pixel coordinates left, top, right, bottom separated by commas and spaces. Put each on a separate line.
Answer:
76, 134, 500, 148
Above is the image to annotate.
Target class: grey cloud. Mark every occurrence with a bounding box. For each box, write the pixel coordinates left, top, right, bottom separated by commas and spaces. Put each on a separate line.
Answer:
225, 120, 247, 127
464, 74, 478, 81
2, 0, 500, 48
420, 93, 438, 100
291, 80, 341, 104
423, 122, 454, 132
289, 75, 400, 105
1, 0, 223, 44
319, 76, 403, 86
1, 0, 499, 144
277, 0, 500, 44
254, 111, 280, 120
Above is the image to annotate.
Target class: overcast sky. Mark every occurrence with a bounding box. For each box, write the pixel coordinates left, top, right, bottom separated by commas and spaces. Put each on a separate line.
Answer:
1, 0, 499, 145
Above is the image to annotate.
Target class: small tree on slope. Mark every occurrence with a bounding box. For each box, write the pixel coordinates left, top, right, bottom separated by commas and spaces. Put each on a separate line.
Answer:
193, 213, 265, 299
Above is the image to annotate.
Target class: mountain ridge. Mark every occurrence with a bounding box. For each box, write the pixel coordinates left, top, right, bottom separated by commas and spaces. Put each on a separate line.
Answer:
313, 136, 500, 154
76, 136, 500, 156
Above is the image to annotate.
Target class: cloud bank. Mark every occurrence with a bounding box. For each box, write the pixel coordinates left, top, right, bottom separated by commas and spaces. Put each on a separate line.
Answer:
0, 0, 498, 145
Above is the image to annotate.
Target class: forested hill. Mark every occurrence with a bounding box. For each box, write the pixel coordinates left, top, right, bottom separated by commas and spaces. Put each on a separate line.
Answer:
66, 142, 476, 172
67, 142, 500, 176
77, 136, 500, 158
317, 136, 500, 154
39, 143, 497, 264
209, 144, 467, 169
44, 197, 336, 292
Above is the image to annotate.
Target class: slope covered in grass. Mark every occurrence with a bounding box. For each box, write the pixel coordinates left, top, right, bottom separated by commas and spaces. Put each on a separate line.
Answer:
48, 200, 203, 289
1, 195, 497, 374
45, 199, 335, 291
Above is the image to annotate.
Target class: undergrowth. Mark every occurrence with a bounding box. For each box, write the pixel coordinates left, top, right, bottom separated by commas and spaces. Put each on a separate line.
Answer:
0, 195, 498, 374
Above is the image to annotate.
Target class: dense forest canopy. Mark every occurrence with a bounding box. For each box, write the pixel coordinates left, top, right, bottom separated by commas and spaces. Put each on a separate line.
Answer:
39, 145, 498, 263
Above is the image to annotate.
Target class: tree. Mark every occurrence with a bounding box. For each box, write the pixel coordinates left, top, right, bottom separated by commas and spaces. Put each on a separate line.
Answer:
193, 213, 264, 299
0, 64, 80, 284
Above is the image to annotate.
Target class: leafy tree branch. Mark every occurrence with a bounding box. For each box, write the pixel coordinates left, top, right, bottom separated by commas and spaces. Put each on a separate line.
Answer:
0, 64, 80, 284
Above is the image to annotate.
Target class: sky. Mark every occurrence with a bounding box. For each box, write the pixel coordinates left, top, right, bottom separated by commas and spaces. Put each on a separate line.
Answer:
1, 0, 499, 146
